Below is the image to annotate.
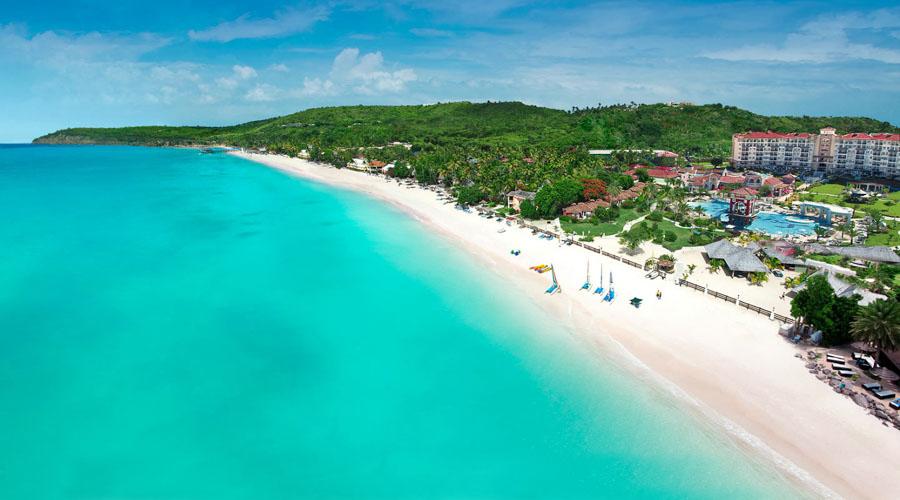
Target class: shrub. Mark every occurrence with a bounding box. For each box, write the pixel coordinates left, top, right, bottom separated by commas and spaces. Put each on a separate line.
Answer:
664, 231, 677, 242
647, 211, 663, 222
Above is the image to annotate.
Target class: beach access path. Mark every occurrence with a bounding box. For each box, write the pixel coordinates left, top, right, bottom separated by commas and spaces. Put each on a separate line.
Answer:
233, 151, 900, 500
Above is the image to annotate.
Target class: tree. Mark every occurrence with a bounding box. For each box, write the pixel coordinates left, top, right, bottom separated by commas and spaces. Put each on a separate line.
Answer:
814, 226, 828, 242
606, 184, 622, 200
519, 199, 538, 219
822, 294, 860, 346
619, 230, 648, 254
749, 272, 768, 286
391, 162, 412, 178
851, 299, 900, 352
707, 258, 724, 274
710, 157, 724, 167
456, 186, 482, 206
534, 179, 583, 218
758, 184, 772, 197
634, 168, 651, 183
581, 178, 606, 200
790, 274, 835, 333
594, 206, 619, 222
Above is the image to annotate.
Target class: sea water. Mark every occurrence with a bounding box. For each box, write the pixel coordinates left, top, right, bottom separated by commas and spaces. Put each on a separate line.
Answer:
0, 145, 803, 498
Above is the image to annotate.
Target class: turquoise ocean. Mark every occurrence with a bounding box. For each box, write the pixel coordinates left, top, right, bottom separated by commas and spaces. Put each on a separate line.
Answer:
0, 145, 801, 498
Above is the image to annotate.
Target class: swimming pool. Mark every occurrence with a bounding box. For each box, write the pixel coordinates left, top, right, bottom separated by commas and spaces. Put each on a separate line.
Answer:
691, 199, 820, 236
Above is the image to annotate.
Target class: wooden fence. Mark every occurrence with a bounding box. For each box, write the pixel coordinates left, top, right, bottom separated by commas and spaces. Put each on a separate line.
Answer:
678, 279, 795, 323
519, 222, 794, 323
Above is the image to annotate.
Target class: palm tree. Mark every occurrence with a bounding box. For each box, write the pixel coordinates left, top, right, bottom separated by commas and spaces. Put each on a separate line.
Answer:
707, 258, 724, 274
851, 300, 900, 352
606, 184, 622, 200
749, 272, 769, 286
814, 226, 828, 242
619, 231, 646, 254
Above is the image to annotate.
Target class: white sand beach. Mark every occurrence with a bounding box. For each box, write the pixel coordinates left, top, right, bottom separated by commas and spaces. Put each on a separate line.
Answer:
234, 151, 900, 499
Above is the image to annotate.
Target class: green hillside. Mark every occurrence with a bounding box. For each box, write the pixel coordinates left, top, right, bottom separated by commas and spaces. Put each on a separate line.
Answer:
33, 101, 899, 157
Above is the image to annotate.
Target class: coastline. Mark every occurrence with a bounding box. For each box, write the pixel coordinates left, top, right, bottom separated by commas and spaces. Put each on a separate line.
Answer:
233, 151, 900, 499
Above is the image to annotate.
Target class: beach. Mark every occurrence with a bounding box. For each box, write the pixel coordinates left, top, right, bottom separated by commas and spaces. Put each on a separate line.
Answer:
234, 151, 900, 500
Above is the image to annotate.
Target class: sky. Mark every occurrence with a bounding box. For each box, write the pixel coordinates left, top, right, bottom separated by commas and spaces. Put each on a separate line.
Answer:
2, 0, 900, 142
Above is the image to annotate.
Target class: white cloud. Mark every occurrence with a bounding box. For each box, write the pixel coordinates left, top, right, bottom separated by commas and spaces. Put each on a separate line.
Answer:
0, 23, 169, 67
410, 28, 453, 37
245, 84, 278, 102
188, 5, 329, 42
705, 8, 900, 64
232, 64, 257, 79
297, 77, 335, 96
329, 48, 417, 94
270, 63, 290, 72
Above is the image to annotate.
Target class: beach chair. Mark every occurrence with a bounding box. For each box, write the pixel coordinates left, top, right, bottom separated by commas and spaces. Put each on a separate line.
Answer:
630, 297, 642, 308
890, 399, 900, 410
603, 290, 615, 302
837, 369, 855, 377
826, 354, 845, 362
831, 362, 846, 369
593, 286, 604, 295
545, 284, 558, 294
873, 390, 896, 400
863, 383, 882, 391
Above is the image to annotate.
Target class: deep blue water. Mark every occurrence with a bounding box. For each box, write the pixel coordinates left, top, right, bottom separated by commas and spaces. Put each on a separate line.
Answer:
0, 145, 800, 498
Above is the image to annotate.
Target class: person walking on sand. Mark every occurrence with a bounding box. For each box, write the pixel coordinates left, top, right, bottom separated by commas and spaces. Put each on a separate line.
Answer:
656, 289, 662, 300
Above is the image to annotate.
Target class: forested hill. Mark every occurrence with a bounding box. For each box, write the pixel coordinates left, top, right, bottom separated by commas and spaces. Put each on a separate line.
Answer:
33, 101, 899, 157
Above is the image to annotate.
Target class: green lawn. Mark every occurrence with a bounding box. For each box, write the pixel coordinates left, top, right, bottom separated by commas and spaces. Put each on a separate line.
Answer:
797, 191, 900, 218
809, 183, 845, 195
561, 208, 642, 238
865, 220, 900, 247
652, 219, 727, 251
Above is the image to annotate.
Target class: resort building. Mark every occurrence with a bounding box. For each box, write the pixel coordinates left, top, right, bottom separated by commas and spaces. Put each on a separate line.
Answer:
727, 187, 760, 224
506, 190, 536, 212
562, 182, 646, 220
703, 240, 768, 275
732, 128, 900, 180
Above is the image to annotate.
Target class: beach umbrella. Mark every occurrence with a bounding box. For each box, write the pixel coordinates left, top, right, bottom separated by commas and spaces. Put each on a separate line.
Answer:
871, 367, 900, 382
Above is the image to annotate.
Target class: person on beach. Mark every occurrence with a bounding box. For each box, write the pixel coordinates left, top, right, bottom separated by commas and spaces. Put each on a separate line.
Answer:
656, 290, 662, 300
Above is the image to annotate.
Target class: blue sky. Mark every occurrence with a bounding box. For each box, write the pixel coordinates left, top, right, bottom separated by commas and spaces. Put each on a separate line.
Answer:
2, 1, 900, 142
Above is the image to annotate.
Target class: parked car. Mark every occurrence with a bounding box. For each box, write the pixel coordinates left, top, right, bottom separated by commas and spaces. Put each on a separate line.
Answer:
773, 270, 784, 278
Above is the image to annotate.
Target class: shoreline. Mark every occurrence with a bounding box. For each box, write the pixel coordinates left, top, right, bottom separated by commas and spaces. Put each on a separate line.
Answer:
233, 151, 900, 499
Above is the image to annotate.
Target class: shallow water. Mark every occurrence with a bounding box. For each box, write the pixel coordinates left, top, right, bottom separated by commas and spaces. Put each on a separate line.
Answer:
692, 199, 818, 235
0, 145, 802, 498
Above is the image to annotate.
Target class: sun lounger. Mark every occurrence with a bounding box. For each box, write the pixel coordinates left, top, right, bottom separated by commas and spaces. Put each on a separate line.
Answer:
862, 383, 882, 391
581, 282, 590, 290
545, 284, 558, 294
890, 399, 900, 410
831, 362, 846, 369
873, 390, 895, 400
826, 354, 845, 362
837, 369, 855, 377
603, 290, 615, 302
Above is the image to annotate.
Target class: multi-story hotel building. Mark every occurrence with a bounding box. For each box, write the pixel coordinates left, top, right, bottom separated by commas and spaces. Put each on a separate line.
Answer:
732, 128, 900, 180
